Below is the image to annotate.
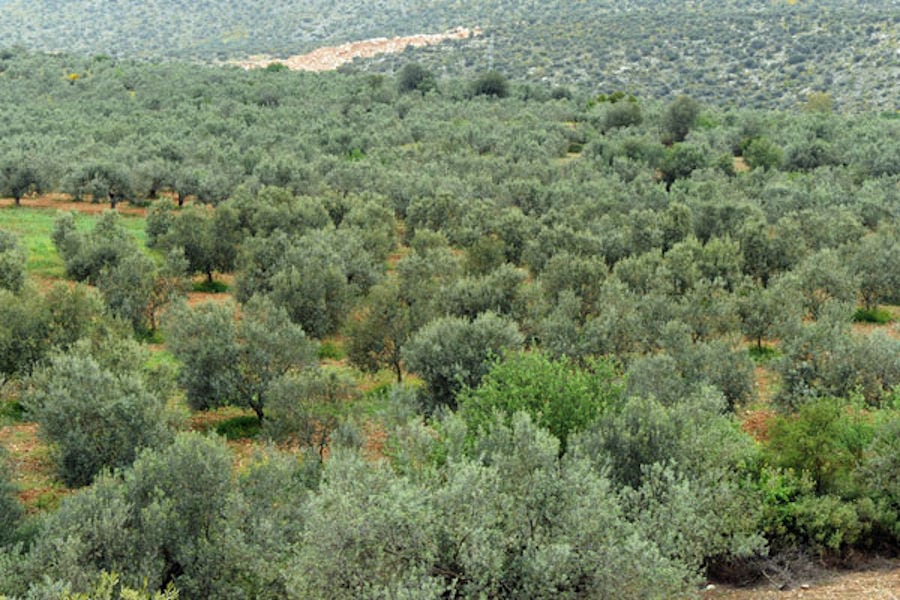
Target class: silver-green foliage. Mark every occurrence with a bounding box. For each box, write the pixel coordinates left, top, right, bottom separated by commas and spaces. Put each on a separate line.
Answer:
0, 445, 23, 546
166, 296, 317, 420
0, 229, 26, 293
402, 311, 524, 411
23, 339, 173, 487
572, 389, 765, 572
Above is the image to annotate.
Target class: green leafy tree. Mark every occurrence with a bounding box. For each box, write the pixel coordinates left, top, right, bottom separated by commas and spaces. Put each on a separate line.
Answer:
660, 143, 707, 190
742, 136, 783, 171
766, 397, 873, 495
458, 351, 623, 451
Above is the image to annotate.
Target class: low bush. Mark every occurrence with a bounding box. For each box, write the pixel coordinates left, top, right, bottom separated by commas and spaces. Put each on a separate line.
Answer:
853, 307, 894, 324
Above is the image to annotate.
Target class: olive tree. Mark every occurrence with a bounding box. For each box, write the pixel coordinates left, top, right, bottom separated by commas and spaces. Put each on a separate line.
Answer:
149, 204, 237, 283
167, 296, 317, 422
52, 210, 137, 284
345, 279, 411, 382
662, 95, 701, 144
0, 229, 26, 293
402, 312, 523, 411
0, 160, 43, 207
851, 230, 900, 311
23, 341, 173, 487
0, 446, 23, 546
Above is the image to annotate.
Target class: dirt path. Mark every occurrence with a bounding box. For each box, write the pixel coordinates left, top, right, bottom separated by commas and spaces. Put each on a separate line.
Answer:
233, 27, 481, 72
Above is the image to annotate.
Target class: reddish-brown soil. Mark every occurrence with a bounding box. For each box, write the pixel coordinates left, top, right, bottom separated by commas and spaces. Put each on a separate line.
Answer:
0, 422, 69, 512
851, 321, 899, 340
234, 27, 481, 72
741, 407, 776, 443
0, 193, 150, 216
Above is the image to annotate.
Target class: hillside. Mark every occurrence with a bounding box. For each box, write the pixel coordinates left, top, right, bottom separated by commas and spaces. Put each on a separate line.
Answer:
0, 0, 896, 109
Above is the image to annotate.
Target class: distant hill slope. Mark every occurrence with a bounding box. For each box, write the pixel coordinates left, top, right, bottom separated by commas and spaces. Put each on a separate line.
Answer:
0, 0, 896, 109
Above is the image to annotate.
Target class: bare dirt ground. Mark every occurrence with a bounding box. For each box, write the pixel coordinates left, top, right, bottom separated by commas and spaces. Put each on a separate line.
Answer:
0, 422, 68, 512
0, 193, 149, 216
705, 560, 900, 599
233, 27, 481, 72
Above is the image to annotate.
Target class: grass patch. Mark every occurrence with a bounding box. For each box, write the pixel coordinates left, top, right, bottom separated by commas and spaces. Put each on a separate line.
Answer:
748, 344, 781, 363
0, 206, 147, 278
137, 329, 165, 344
215, 415, 261, 440
318, 339, 346, 361
0, 399, 26, 424
853, 307, 895, 324
145, 347, 178, 371
192, 279, 229, 293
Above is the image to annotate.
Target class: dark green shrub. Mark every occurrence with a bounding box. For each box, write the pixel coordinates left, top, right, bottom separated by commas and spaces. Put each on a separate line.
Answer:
215, 415, 261, 440
191, 279, 229, 293
765, 397, 874, 496
853, 307, 894, 324
471, 70, 509, 98
397, 62, 435, 95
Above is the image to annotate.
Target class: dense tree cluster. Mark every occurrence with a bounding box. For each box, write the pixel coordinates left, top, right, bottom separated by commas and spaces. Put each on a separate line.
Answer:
0, 48, 898, 598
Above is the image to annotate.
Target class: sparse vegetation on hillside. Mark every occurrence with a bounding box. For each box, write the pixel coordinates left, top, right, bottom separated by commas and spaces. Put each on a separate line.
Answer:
0, 1, 895, 109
